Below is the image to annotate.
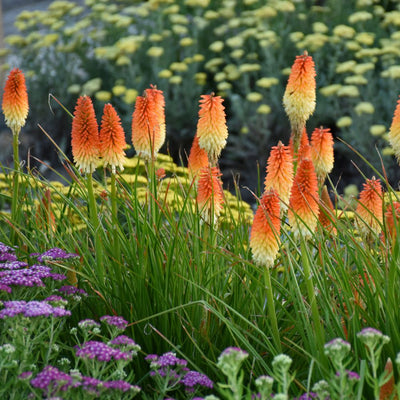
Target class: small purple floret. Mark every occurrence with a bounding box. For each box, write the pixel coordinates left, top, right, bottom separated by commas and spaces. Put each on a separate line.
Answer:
181, 371, 213, 389
30, 366, 72, 394
75, 341, 132, 362
35, 248, 79, 263
100, 315, 128, 330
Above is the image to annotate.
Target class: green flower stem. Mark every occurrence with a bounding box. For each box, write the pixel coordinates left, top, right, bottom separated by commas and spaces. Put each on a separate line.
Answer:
87, 173, 104, 284
301, 240, 326, 367
110, 172, 121, 260
263, 267, 282, 353
11, 131, 21, 244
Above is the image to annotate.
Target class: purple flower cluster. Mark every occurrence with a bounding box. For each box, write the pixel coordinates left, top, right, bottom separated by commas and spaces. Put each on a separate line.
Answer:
295, 393, 317, 400
0, 243, 17, 262
33, 248, 79, 263
30, 365, 141, 397
100, 315, 128, 330
75, 340, 133, 362
145, 352, 213, 393
58, 285, 87, 297
0, 300, 71, 319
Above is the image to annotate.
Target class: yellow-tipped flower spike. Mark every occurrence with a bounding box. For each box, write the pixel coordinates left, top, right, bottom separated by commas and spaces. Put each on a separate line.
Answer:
283, 51, 316, 152
250, 189, 281, 268
99, 103, 127, 173
196, 165, 224, 224
264, 141, 294, 212
388, 96, 400, 163
355, 177, 383, 239
131, 85, 166, 160
311, 126, 334, 185
288, 157, 319, 239
2, 68, 29, 135
196, 93, 228, 165
71, 96, 100, 174
188, 134, 209, 180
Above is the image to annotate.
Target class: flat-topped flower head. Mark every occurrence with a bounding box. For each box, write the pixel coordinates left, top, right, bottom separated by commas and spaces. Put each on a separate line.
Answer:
355, 177, 383, 239
283, 52, 316, 152
388, 96, 400, 163
131, 85, 165, 160
311, 126, 334, 184
264, 141, 293, 212
2, 68, 29, 135
250, 189, 281, 268
196, 165, 224, 224
71, 96, 100, 174
196, 93, 228, 165
188, 134, 209, 179
99, 103, 127, 173
288, 157, 319, 239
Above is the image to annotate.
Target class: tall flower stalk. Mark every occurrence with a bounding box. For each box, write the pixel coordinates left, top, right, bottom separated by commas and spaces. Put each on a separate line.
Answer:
71, 95, 104, 283
99, 103, 127, 265
1, 68, 29, 239
250, 189, 282, 351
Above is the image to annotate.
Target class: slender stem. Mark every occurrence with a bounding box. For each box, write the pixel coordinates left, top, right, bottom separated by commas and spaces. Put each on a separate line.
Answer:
263, 266, 282, 353
11, 131, 20, 243
86, 173, 104, 284
300, 240, 327, 367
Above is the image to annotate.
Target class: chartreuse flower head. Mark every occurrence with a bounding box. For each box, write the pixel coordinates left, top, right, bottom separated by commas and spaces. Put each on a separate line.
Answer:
71, 95, 100, 174
99, 103, 127, 173
131, 85, 166, 160
283, 52, 316, 153
288, 157, 319, 239
2, 68, 29, 136
196, 93, 228, 165
250, 189, 281, 268
264, 141, 294, 212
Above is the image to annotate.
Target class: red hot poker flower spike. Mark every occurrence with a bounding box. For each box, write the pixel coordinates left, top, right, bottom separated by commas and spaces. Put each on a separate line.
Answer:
288, 157, 319, 239
2, 68, 29, 135
71, 96, 100, 174
311, 126, 334, 184
250, 189, 281, 268
188, 134, 209, 180
99, 103, 127, 173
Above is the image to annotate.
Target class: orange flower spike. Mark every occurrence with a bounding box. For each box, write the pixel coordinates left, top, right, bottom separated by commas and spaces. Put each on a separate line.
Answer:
288, 157, 320, 239
311, 126, 334, 184
264, 141, 294, 211
131, 86, 166, 160
196, 165, 224, 224
2, 68, 29, 135
379, 359, 397, 400
388, 97, 400, 163
355, 177, 383, 239
289, 127, 310, 162
71, 96, 100, 174
99, 103, 127, 173
384, 201, 400, 240
196, 93, 228, 165
250, 189, 281, 268
283, 52, 316, 152
188, 135, 209, 179
318, 185, 337, 235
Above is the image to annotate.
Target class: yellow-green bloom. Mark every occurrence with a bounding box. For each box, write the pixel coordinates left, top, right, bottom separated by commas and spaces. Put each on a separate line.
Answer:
344, 75, 368, 85
381, 66, 400, 79
209, 41, 224, 52
289, 31, 304, 42
230, 49, 245, 59
257, 104, 271, 114
226, 36, 244, 48
169, 76, 183, 85
214, 72, 226, 82
333, 24, 356, 39
355, 32, 375, 46
382, 147, 394, 156
246, 92, 263, 102
158, 69, 173, 79
224, 64, 240, 81
348, 11, 373, 24
149, 33, 163, 42
239, 63, 261, 73
147, 46, 164, 57
123, 89, 138, 104
194, 72, 207, 85
370, 125, 386, 137
320, 84, 342, 97
354, 102, 374, 115
170, 62, 188, 72
337, 85, 360, 97
193, 54, 205, 62
204, 10, 219, 19
337, 116, 353, 127
336, 60, 357, 74
95, 91, 112, 102
112, 85, 126, 96
256, 77, 279, 89
67, 84, 81, 94
217, 81, 232, 91
312, 22, 328, 33
180, 37, 194, 46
